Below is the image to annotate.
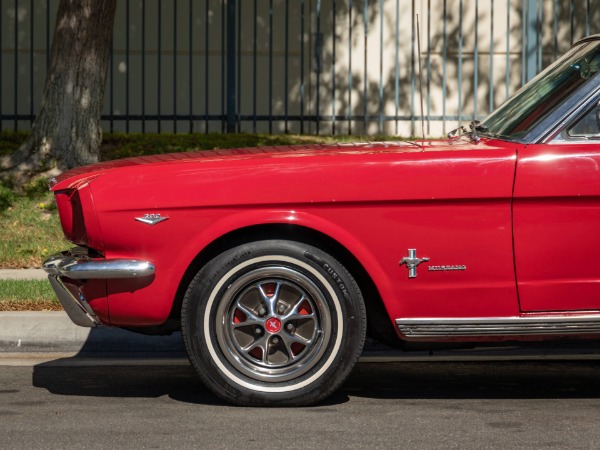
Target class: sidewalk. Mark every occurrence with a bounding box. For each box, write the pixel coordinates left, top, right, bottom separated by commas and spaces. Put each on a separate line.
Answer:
0, 269, 47, 280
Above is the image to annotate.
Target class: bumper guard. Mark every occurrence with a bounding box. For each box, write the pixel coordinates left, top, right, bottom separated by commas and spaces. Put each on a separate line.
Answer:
43, 251, 155, 328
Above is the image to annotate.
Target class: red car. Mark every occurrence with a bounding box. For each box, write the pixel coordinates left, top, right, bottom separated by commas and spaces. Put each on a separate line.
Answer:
44, 35, 600, 406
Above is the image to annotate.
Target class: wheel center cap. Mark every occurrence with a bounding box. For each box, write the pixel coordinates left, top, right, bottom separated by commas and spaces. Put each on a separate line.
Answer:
265, 317, 282, 334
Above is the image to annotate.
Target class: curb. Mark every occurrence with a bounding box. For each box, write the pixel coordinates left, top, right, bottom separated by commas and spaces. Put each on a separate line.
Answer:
0, 312, 185, 354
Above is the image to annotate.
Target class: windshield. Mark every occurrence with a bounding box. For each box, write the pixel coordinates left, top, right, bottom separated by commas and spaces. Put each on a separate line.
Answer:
482, 40, 600, 139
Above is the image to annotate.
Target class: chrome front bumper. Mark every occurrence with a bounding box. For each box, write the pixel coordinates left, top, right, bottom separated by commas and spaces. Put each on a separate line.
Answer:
43, 251, 155, 328
43, 253, 155, 279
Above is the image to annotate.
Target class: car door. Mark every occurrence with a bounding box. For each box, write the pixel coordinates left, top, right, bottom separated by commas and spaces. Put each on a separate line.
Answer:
514, 100, 600, 312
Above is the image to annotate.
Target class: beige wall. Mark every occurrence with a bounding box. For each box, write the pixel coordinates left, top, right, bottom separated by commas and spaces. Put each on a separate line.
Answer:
1, 0, 598, 136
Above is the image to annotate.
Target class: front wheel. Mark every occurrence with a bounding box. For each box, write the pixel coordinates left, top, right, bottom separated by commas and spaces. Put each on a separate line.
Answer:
181, 240, 366, 406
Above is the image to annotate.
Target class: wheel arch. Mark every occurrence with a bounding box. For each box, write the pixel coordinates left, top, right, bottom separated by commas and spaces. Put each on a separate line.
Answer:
169, 223, 400, 346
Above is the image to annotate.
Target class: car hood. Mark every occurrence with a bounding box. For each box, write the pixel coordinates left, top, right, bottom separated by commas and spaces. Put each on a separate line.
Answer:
50, 139, 479, 191
48, 136, 520, 214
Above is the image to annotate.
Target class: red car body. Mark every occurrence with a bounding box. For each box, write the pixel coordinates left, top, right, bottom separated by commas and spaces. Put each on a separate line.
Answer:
44, 35, 600, 405
51, 139, 521, 325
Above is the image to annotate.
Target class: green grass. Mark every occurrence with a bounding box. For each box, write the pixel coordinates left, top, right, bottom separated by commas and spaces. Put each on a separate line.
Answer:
0, 191, 64, 269
0, 280, 61, 311
99, 132, 395, 161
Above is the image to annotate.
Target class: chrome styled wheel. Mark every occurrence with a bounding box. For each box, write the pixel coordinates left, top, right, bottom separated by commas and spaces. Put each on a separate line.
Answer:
181, 240, 366, 406
216, 268, 331, 382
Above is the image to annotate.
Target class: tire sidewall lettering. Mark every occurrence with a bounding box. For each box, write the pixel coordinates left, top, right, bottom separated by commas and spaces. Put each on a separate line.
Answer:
207, 250, 252, 284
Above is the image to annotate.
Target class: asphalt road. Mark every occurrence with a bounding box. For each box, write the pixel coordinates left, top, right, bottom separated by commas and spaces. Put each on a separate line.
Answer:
2, 359, 600, 449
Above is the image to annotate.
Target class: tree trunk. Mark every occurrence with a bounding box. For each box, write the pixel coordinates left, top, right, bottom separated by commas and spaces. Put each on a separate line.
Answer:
1, 0, 117, 186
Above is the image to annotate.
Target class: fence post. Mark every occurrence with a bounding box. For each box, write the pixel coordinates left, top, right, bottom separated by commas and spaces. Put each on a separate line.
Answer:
524, 0, 538, 82
226, 0, 237, 133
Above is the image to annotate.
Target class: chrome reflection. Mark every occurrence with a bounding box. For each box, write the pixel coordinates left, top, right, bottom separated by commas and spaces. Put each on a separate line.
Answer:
43, 252, 155, 279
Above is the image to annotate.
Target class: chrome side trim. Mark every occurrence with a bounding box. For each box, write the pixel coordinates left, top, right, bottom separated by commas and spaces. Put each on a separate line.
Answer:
48, 276, 98, 327
396, 316, 600, 340
43, 253, 155, 279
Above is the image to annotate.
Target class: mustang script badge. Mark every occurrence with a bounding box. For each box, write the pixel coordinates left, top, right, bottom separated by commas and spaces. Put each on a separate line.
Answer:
399, 249, 430, 278
135, 213, 170, 226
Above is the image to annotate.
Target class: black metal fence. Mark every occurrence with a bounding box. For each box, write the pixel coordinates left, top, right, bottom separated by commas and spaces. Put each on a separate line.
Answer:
1, 0, 598, 136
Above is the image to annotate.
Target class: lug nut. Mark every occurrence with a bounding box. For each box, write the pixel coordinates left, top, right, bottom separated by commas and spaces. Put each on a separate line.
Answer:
272, 337, 279, 344
255, 327, 262, 335
278, 304, 285, 314
286, 323, 294, 332
258, 307, 266, 316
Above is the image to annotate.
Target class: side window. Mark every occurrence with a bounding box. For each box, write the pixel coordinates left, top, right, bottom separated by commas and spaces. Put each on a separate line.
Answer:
568, 101, 600, 139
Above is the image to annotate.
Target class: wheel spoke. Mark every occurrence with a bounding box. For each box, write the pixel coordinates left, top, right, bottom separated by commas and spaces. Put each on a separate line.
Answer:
233, 301, 264, 327
289, 292, 307, 313
283, 313, 316, 324
242, 334, 268, 355
281, 295, 315, 321
279, 332, 311, 361
281, 330, 312, 348
265, 335, 293, 365
258, 281, 282, 315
